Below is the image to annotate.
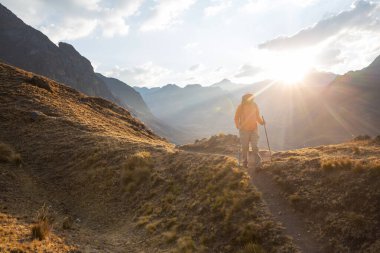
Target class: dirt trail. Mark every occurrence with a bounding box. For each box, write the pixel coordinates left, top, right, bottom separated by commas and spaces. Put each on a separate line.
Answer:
185, 150, 324, 253
250, 168, 324, 253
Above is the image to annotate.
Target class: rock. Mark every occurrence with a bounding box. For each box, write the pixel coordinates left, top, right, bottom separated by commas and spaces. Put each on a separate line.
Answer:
29, 111, 45, 121
28, 76, 52, 92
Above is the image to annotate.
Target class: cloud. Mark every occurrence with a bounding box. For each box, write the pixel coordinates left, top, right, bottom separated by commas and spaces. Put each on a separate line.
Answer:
204, 0, 231, 17
188, 64, 202, 71
40, 18, 98, 42
106, 62, 172, 86
140, 0, 196, 31
234, 64, 261, 78
316, 48, 343, 67
1, 0, 144, 42
259, 0, 379, 50
240, 0, 318, 13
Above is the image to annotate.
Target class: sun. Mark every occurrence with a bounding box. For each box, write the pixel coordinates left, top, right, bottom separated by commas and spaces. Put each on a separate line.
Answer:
268, 51, 314, 85
276, 63, 310, 85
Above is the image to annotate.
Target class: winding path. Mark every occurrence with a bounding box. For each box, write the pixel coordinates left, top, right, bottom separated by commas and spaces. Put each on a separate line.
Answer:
250, 168, 324, 253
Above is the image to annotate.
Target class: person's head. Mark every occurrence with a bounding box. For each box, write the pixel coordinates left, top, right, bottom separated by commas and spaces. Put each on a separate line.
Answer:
241, 93, 255, 104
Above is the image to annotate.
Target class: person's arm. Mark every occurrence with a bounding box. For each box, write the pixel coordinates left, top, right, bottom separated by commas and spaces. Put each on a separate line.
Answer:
234, 105, 241, 129
256, 106, 265, 125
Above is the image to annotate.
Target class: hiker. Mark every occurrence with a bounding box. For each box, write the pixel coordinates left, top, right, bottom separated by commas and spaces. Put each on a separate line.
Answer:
234, 93, 265, 168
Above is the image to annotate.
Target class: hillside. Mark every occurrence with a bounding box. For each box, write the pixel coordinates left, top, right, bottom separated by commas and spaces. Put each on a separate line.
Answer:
0, 63, 297, 252
0, 3, 186, 144
264, 137, 380, 252
183, 134, 380, 252
97, 73, 189, 144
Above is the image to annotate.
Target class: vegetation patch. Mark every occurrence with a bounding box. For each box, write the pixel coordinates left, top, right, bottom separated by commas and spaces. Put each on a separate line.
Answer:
265, 139, 380, 252
31, 204, 54, 241
0, 142, 21, 163
121, 151, 154, 192
130, 152, 296, 253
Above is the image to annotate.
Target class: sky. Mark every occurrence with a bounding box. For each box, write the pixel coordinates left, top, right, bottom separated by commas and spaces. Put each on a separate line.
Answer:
1, 0, 380, 87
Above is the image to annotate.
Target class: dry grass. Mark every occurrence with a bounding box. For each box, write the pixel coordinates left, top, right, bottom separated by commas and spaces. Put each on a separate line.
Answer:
121, 151, 154, 192
238, 242, 266, 253
0, 213, 76, 252
264, 138, 380, 252
131, 153, 296, 252
31, 204, 54, 241
0, 142, 21, 164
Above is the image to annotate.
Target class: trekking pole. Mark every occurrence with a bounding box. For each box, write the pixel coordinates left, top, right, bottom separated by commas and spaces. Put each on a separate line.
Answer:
237, 132, 241, 166
262, 116, 272, 163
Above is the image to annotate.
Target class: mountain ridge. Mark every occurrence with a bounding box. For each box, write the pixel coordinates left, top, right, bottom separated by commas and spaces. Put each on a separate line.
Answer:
0, 3, 186, 143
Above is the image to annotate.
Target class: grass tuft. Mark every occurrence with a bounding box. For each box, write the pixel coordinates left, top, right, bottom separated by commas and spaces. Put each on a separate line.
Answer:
321, 157, 353, 172
0, 142, 21, 164
31, 204, 54, 240
239, 242, 266, 253
121, 151, 154, 192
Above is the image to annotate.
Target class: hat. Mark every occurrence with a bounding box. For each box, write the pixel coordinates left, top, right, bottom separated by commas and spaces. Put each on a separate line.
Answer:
242, 93, 254, 102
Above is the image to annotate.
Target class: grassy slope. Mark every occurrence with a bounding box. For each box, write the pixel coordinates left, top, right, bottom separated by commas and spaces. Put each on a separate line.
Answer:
265, 138, 380, 253
0, 63, 296, 252
183, 134, 380, 252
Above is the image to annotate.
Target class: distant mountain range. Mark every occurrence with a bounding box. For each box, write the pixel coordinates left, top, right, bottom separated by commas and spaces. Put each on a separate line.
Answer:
0, 3, 187, 143
135, 64, 379, 149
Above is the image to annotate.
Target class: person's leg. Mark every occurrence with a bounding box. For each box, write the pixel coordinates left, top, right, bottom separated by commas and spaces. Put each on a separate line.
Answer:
250, 130, 261, 166
239, 130, 249, 167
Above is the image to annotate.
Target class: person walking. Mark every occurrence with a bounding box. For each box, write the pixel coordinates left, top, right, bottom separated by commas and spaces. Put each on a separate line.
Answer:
234, 93, 265, 168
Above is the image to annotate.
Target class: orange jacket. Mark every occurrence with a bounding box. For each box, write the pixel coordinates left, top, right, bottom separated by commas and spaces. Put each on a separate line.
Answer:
234, 103, 264, 131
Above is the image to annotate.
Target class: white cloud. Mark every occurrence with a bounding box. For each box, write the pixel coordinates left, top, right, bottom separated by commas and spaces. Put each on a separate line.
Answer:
106, 62, 172, 86
234, 64, 261, 78
1, 0, 144, 42
40, 18, 98, 42
204, 0, 231, 17
241, 0, 318, 13
259, 0, 379, 50
140, 0, 196, 31
316, 29, 380, 73
188, 64, 202, 71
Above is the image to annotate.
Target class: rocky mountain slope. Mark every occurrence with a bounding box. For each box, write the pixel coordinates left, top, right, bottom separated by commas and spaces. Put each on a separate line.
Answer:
0, 4, 114, 101
0, 3, 185, 144
0, 63, 297, 252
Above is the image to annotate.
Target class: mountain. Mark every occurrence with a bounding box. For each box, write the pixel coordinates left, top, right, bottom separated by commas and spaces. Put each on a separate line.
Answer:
96, 73, 151, 116
135, 64, 379, 149
303, 70, 337, 86
0, 4, 114, 101
211, 78, 246, 91
135, 83, 236, 139
0, 3, 186, 143
0, 62, 296, 252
